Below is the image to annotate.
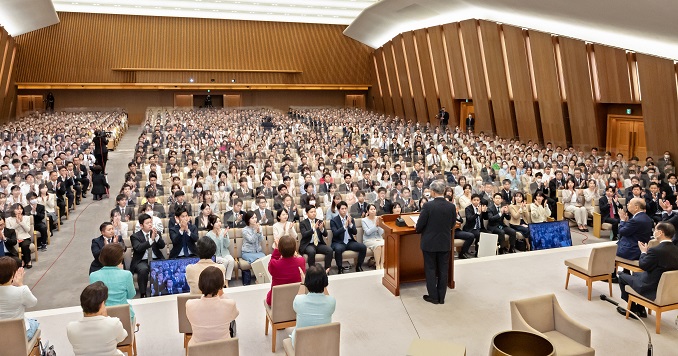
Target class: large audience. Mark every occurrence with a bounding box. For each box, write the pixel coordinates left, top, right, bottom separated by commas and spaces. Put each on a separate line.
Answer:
2, 105, 678, 354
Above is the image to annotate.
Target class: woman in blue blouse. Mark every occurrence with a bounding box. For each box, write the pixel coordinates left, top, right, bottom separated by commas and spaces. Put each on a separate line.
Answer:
206, 215, 235, 286
240, 211, 266, 263
89, 243, 136, 320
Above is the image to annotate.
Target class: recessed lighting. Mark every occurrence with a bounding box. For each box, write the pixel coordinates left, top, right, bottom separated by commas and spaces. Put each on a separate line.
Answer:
175, 8, 180, 10
71, 2, 79, 4
249, 11, 254, 13
212, 9, 219, 12
113, 4, 120, 7
93, 3, 100, 5
189, 78, 195, 83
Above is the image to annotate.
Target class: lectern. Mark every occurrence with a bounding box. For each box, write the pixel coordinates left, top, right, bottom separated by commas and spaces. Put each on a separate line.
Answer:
378, 213, 455, 296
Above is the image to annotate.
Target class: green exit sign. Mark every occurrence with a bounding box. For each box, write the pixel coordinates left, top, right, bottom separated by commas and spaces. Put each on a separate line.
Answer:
626, 108, 632, 115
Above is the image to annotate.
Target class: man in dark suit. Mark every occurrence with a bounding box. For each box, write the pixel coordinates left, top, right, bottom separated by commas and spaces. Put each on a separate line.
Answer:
349, 191, 368, 219
234, 177, 254, 201
169, 206, 198, 259
415, 180, 455, 304
256, 175, 276, 199
24, 192, 48, 251
463, 194, 485, 257
613, 197, 654, 282
58, 165, 76, 210
223, 198, 246, 228
465, 113, 474, 132
500, 179, 513, 204
617, 222, 678, 318
487, 193, 517, 253
547, 171, 567, 217
438, 107, 449, 127
299, 206, 333, 269
358, 170, 375, 193
0, 216, 19, 265
599, 187, 624, 239
330, 201, 366, 274
111, 194, 135, 223
143, 191, 166, 219
644, 182, 662, 223
73, 156, 90, 198
375, 187, 392, 216
145, 174, 165, 196
662, 173, 677, 208
411, 179, 425, 202
130, 213, 166, 298
90, 222, 127, 274
253, 196, 274, 226
337, 174, 353, 194
168, 190, 192, 222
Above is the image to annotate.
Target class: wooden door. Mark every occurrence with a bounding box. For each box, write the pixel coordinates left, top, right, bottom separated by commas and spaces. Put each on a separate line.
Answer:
633, 121, 647, 159
174, 94, 193, 107
223, 94, 242, 107
16, 95, 43, 117
345, 95, 366, 110
460, 102, 474, 131
606, 115, 645, 158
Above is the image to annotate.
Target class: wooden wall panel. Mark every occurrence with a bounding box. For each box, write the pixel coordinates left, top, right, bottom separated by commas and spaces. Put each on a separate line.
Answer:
402, 32, 429, 122
427, 26, 457, 124
636, 54, 678, 158
559, 37, 601, 149
414, 29, 439, 123
383, 42, 405, 118
15, 12, 372, 85
479, 20, 514, 137
374, 48, 394, 116
0, 27, 16, 122
442, 23, 469, 99
460, 20, 493, 133
593, 44, 633, 103
392, 35, 417, 120
370, 54, 384, 113
529, 31, 567, 146
502, 26, 540, 143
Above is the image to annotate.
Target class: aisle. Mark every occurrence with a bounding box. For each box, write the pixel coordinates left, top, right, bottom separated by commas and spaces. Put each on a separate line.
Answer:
25, 125, 144, 311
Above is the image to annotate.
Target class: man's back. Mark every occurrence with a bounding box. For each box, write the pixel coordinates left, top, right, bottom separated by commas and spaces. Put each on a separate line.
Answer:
415, 197, 455, 252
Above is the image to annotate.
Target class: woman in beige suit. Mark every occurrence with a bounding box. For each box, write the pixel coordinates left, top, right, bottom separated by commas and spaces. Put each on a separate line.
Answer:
186, 267, 239, 346
583, 179, 600, 217
562, 179, 588, 232
508, 192, 531, 250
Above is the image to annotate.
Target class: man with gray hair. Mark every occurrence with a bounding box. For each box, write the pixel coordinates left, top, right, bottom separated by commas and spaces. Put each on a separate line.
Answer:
415, 180, 456, 305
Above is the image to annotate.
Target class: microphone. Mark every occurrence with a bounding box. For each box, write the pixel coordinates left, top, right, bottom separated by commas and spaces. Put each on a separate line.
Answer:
600, 294, 653, 356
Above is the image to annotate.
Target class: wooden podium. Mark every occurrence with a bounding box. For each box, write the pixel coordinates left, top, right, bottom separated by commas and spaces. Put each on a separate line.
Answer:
378, 213, 455, 296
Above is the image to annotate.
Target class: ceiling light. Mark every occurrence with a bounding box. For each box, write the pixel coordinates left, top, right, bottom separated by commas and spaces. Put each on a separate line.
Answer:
189, 78, 194, 83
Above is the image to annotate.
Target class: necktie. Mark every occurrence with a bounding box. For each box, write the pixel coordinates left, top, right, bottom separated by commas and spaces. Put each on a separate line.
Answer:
474, 208, 480, 230
182, 229, 189, 256
342, 218, 349, 244
0, 239, 5, 256
609, 200, 615, 218
108, 238, 112, 244
673, 186, 676, 193
312, 221, 319, 246
145, 233, 153, 261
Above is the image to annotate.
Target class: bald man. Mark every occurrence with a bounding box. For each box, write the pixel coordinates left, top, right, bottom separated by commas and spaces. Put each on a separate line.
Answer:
612, 197, 654, 283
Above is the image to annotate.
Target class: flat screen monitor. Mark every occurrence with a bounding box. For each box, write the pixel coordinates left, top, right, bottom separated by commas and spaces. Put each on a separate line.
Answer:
149, 258, 198, 297
529, 220, 573, 250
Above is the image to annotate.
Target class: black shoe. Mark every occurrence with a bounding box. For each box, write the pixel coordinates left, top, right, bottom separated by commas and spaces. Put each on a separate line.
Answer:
39, 245, 47, 251
462, 253, 474, 259
356, 266, 363, 272
140, 294, 147, 298
635, 306, 647, 318
423, 295, 439, 304
611, 274, 619, 283
24, 264, 32, 269
337, 268, 344, 274
617, 306, 637, 319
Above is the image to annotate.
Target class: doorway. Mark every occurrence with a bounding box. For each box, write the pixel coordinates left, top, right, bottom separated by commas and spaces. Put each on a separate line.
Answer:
16, 95, 44, 117
223, 94, 242, 108
460, 101, 474, 131
345, 95, 366, 110
606, 115, 646, 159
174, 94, 193, 108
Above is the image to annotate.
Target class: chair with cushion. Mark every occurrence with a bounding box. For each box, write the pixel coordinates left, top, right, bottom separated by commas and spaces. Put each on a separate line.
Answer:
187, 337, 239, 356
177, 294, 201, 352
625, 270, 678, 334
510, 294, 594, 356
0, 318, 41, 356
264, 282, 300, 352
614, 239, 661, 274
283, 322, 340, 356
564, 244, 617, 300
107, 304, 137, 356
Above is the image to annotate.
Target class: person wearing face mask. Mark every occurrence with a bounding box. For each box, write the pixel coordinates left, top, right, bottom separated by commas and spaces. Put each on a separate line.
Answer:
24, 192, 48, 251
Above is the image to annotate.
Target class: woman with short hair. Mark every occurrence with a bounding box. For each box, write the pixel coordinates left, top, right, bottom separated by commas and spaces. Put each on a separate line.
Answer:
186, 236, 226, 294
291, 264, 336, 346
205, 215, 235, 287
266, 236, 305, 306
186, 267, 239, 346
0, 256, 39, 340
89, 243, 136, 319
67, 281, 128, 356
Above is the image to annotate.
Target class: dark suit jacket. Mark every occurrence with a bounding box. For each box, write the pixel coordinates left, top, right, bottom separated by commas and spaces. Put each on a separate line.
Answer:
463, 204, 483, 232
415, 197, 455, 252
223, 210, 246, 228
617, 212, 654, 260
23, 204, 46, 225
141, 203, 166, 219
337, 183, 351, 194
145, 184, 165, 196
630, 241, 678, 300
660, 212, 678, 245
411, 187, 424, 201
548, 178, 566, 200
235, 188, 254, 200
169, 201, 192, 217
130, 229, 166, 273
500, 189, 513, 204
90, 235, 127, 274
256, 186, 276, 199
279, 206, 300, 223
599, 196, 623, 220
318, 183, 332, 194
169, 224, 199, 258
111, 206, 135, 222
357, 179, 373, 192
375, 198, 392, 216
90, 172, 109, 196
487, 204, 509, 230
299, 218, 328, 253
1, 227, 18, 257
330, 214, 357, 245
254, 209, 274, 226
349, 202, 367, 219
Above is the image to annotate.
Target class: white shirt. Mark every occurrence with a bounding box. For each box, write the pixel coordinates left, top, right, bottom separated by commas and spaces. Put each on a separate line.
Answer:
0, 285, 37, 327
67, 315, 128, 356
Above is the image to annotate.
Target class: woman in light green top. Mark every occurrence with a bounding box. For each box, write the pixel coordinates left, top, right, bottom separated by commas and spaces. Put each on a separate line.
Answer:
205, 215, 235, 285
89, 243, 136, 320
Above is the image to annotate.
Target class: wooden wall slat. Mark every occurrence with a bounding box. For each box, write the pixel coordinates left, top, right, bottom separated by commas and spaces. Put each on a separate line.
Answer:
503, 25, 540, 143
402, 32, 429, 122
369, 54, 384, 113
414, 29, 439, 123
559, 37, 601, 149
442, 23, 469, 99
529, 31, 568, 146
15, 12, 372, 85
428, 26, 457, 125
0, 38, 16, 121
594, 44, 633, 103
460, 20, 492, 133
479, 20, 514, 137
392, 35, 417, 120
636, 54, 678, 158
374, 48, 394, 116
383, 42, 405, 118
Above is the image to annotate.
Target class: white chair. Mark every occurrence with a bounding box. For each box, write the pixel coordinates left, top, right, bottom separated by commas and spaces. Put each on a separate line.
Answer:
477, 232, 499, 258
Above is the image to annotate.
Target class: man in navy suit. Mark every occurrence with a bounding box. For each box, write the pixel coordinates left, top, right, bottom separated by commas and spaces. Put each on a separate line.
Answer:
617, 222, 678, 318
330, 201, 366, 274
169, 206, 198, 259
613, 197, 654, 282
90, 222, 127, 274
416, 180, 456, 304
